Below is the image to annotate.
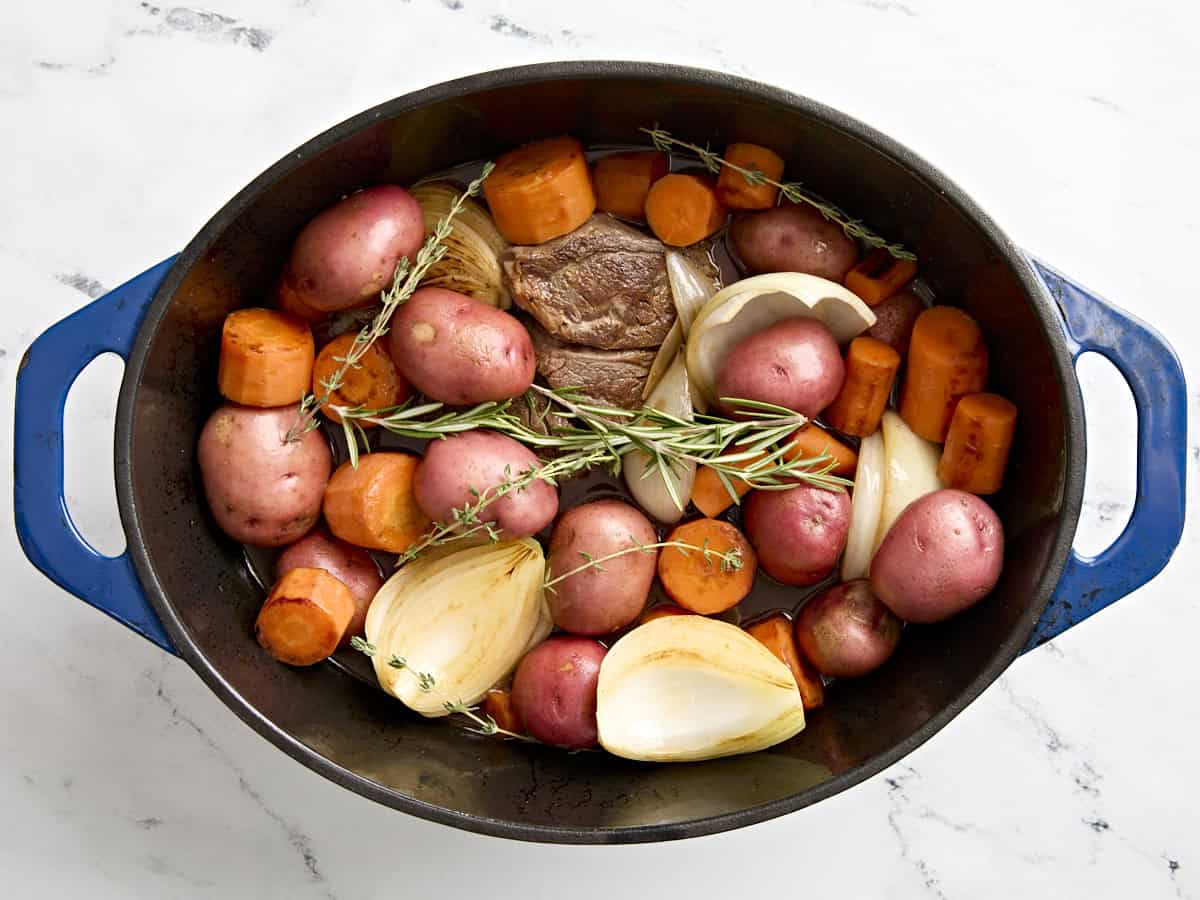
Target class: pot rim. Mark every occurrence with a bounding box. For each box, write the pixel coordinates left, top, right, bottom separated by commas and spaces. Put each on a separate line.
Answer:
114, 60, 1086, 844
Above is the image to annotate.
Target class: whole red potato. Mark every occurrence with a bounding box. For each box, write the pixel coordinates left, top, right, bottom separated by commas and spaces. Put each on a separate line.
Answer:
744, 484, 851, 586
511, 637, 607, 748
283, 185, 424, 312
871, 489, 1005, 623
795, 580, 902, 677
546, 500, 658, 635
714, 317, 845, 418
274, 527, 383, 644
729, 204, 860, 281
413, 429, 557, 539
388, 288, 535, 404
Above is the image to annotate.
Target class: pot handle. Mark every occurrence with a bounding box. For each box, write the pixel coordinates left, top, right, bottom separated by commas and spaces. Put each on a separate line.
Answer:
1025, 257, 1187, 650
14, 259, 178, 654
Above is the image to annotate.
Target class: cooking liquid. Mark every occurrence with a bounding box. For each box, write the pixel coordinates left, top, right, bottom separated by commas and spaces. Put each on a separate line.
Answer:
243, 149, 931, 690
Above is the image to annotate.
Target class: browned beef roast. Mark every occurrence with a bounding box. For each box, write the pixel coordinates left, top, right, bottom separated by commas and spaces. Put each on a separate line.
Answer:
527, 322, 656, 409
503, 215, 678, 350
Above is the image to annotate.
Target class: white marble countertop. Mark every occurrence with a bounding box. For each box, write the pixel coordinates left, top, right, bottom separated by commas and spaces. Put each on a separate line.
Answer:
3, 0, 1198, 896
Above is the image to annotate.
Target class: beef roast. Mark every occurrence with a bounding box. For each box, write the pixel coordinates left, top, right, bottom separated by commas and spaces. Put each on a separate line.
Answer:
503, 215, 678, 350
528, 322, 655, 409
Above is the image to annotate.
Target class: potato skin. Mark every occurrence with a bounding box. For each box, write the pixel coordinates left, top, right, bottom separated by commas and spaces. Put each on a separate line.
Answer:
413, 429, 557, 539
546, 500, 658, 635
197, 405, 331, 547
795, 580, 901, 677
274, 527, 383, 643
511, 637, 607, 748
867, 290, 925, 358
388, 288, 535, 404
744, 484, 851, 586
729, 204, 860, 281
715, 317, 845, 417
283, 185, 424, 312
871, 489, 1004, 623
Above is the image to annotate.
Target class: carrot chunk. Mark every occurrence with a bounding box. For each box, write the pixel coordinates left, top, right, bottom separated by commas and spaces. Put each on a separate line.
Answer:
716, 143, 785, 210
483, 136, 596, 244
845, 248, 919, 307
899, 306, 988, 442
323, 452, 430, 554
593, 150, 669, 221
937, 392, 1018, 494
644, 173, 728, 247
218, 308, 314, 407
637, 604, 692, 625
482, 688, 525, 735
658, 519, 756, 614
746, 615, 825, 710
823, 337, 902, 437
312, 333, 411, 425
255, 567, 354, 666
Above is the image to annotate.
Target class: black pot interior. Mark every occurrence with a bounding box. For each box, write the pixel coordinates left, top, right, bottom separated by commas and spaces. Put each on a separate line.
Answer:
119, 64, 1078, 842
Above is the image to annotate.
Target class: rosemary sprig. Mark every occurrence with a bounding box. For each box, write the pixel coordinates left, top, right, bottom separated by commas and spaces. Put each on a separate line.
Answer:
640, 126, 915, 261
286, 163, 496, 444
544, 537, 742, 594
350, 636, 532, 741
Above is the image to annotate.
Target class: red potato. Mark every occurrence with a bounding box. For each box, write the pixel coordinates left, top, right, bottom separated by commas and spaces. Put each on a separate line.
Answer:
871, 489, 1004, 623
511, 637, 607, 748
197, 405, 331, 547
714, 317, 845, 418
387, 288, 535, 404
743, 484, 851, 586
795, 580, 902, 677
546, 500, 658, 635
413, 429, 558, 539
867, 290, 924, 358
282, 185, 424, 312
728, 204, 860, 281
274, 527, 383, 644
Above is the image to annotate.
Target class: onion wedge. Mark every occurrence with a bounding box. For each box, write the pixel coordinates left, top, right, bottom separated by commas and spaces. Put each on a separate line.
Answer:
841, 430, 884, 581
873, 410, 943, 556
597, 615, 805, 762
624, 351, 696, 523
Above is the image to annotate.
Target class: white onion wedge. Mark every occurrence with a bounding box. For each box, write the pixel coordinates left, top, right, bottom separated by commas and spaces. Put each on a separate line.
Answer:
642, 320, 682, 401
597, 616, 805, 762
624, 351, 696, 523
364, 539, 550, 716
686, 273, 876, 404
410, 181, 511, 308
841, 430, 884, 581
873, 410, 943, 556
665, 250, 718, 337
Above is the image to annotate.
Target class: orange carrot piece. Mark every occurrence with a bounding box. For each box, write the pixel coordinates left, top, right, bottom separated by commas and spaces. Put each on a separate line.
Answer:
899, 306, 989, 442
644, 173, 728, 247
691, 463, 756, 519
323, 452, 430, 554
482, 688, 525, 735
845, 248, 919, 307
483, 136, 596, 245
218, 308, 315, 407
638, 603, 692, 625
716, 143, 785, 210
823, 337, 902, 437
312, 333, 411, 425
658, 519, 756, 615
593, 150, 669, 221
255, 567, 354, 666
275, 275, 327, 325
937, 393, 1018, 494
746, 615, 825, 710
784, 423, 859, 474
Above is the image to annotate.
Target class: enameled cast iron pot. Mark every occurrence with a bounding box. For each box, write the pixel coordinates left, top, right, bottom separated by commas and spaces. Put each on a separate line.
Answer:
14, 62, 1188, 843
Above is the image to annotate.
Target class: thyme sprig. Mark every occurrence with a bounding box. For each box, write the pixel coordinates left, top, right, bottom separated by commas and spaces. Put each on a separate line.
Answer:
641, 127, 915, 261
544, 537, 743, 594
350, 636, 532, 741
286, 163, 495, 443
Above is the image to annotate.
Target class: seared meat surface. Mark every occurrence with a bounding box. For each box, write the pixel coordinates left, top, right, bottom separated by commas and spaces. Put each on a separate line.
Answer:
527, 322, 655, 409
503, 215, 678, 350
